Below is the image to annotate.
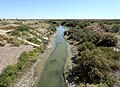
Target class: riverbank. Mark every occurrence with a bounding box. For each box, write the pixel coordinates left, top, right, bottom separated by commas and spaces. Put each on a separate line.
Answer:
14, 32, 56, 87
64, 36, 72, 73
63, 27, 73, 73
63, 26, 120, 87
36, 26, 70, 87
33, 32, 56, 87
63, 36, 76, 87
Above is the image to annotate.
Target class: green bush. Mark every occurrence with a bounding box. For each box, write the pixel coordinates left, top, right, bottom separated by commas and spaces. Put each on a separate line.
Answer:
0, 35, 5, 41
78, 42, 96, 52
10, 25, 31, 37
61, 20, 90, 29
49, 26, 56, 32
64, 20, 119, 87
67, 48, 117, 86
0, 65, 18, 87
99, 47, 120, 70
65, 29, 117, 47
0, 76, 12, 87
16, 25, 30, 32
0, 48, 40, 87
10, 30, 21, 36
12, 38, 23, 46
27, 37, 41, 45
0, 22, 8, 25
111, 61, 120, 70
95, 34, 117, 47
112, 53, 120, 60
66, 41, 118, 87
111, 24, 120, 33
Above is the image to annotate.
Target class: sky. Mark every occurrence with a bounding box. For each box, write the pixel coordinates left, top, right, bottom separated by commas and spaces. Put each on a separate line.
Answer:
0, 0, 120, 19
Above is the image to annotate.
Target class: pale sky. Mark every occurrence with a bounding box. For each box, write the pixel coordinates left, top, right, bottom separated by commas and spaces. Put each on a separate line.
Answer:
0, 0, 120, 19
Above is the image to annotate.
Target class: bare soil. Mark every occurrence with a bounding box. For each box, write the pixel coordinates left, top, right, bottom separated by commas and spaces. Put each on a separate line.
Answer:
0, 44, 33, 73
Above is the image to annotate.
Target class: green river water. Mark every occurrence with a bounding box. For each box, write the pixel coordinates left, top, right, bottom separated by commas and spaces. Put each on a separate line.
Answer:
37, 26, 69, 87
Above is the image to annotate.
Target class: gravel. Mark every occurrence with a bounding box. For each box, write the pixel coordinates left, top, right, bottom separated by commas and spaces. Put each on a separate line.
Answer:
0, 44, 33, 73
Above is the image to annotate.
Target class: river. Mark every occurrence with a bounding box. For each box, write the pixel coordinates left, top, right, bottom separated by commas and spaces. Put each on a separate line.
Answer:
37, 26, 69, 87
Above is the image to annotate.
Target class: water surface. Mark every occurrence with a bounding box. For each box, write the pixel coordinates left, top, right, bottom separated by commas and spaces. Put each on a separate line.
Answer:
38, 26, 68, 87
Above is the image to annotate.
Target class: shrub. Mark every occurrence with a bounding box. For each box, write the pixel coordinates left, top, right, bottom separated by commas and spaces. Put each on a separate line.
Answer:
27, 37, 41, 45
12, 38, 21, 46
0, 65, 18, 87
67, 44, 118, 86
65, 20, 119, 87
10, 25, 31, 37
10, 30, 21, 36
111, 61, 120, 70
65, 29, 117, 47
0, 76, 12, 87
111, 24, 120, 33
95, 33, 117, 47
0, 22, 8, 25
49, 26, 56, 32
68, 49, 111, 83
78, 42, 96, 52
16, 25, 30, 32
112, 53, 120, 60
0, 47, 40, 86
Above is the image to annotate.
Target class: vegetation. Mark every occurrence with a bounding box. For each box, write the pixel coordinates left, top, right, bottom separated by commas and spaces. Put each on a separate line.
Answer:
61, 20, 90, 29
64, 20, 120, 87
67, 42, 119, 87
64, 29, 117, 47
16, 25, 31, 32
0, 35, 5, 41
0, 20, 56, 86
61, 20, 120, 33
98, 21, 120, 33
111, 24, 120, 33
9, 25, 31, 37
12, 37, 24, 46
0, 48, 41, 87
0, 22, 8, 25
27, 37, 41, 45
7, 25, 42, 46
48, 25, 56, 32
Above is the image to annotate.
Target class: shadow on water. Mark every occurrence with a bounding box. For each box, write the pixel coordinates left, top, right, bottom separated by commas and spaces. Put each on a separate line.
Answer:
37, 26, 68, 87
